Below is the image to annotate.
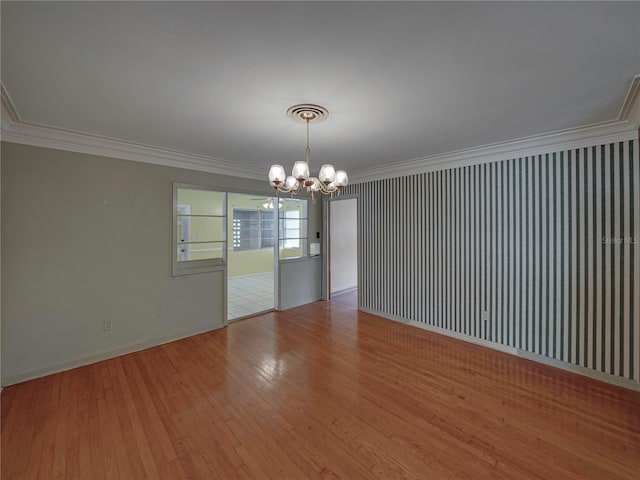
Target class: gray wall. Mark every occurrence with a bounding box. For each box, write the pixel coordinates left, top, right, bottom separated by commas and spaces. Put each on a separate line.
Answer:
279, 256, 322, 310
344, 138, 640, 386
1, 142, 321, 385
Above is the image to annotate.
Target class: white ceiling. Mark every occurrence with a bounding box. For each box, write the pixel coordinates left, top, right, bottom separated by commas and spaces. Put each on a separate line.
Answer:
2, 1, 639, 178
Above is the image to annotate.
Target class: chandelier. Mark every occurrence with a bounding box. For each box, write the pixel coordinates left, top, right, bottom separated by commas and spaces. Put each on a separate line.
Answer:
268, 104, 348, 197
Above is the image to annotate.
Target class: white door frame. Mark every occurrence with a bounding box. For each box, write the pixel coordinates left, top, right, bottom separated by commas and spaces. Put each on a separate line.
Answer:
322, 194, 360, 302
226, 194, 279, 322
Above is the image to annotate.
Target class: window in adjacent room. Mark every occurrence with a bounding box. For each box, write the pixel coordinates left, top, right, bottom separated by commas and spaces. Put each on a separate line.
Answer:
173, 184, 226, 276
232, 209, 275, 251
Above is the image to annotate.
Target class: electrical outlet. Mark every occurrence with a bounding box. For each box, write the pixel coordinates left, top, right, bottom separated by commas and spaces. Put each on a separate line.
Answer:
481, 310, 489, 322
103, 320, 112, 332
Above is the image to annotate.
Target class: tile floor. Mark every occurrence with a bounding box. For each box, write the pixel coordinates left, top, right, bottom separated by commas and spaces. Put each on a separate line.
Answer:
228, 271, 275, 321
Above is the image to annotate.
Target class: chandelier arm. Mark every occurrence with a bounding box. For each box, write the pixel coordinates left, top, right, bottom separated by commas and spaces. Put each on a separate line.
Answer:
280, 182, 301, 195
276, 184, 290, 194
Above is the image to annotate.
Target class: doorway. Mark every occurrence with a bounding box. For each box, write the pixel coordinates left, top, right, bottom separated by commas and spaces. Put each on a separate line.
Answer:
227, 193, 278, 321
328, 198, 358, 298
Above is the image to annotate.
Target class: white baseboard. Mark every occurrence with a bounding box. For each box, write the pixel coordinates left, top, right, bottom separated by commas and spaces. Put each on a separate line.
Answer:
360, 307, 640, 393
330, 286, 357, 297
513, 349, 640, 392
1, 324, 224, 387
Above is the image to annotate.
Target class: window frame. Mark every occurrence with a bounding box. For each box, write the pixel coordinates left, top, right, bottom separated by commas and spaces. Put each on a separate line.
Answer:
278, 198, 309, 260
232, 208, 275, 251
280, 209, 302, 249
172, 183, 227, 276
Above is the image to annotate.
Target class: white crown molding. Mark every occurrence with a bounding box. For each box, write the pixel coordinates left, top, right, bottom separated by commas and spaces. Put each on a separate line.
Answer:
350, 75, 640, 184
2, 76, 639, 183
350, 125, 638, 184
1, 83, 20, 131
1, 120, 266, 180
0, 84, 265, 180
618, 74, 640, 121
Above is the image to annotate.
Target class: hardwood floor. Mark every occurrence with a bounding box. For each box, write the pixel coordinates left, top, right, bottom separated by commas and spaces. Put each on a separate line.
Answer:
2, 292, 639, 479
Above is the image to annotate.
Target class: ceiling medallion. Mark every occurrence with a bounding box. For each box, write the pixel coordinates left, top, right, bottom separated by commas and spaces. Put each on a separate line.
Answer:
268, 104, 348, 198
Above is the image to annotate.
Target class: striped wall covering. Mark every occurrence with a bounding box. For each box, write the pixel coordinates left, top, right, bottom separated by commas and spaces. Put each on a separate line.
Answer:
344, 138, 640, 383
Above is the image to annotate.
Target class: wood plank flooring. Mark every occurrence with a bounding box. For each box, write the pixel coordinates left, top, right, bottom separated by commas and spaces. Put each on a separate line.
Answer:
2, 292, 639, 479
